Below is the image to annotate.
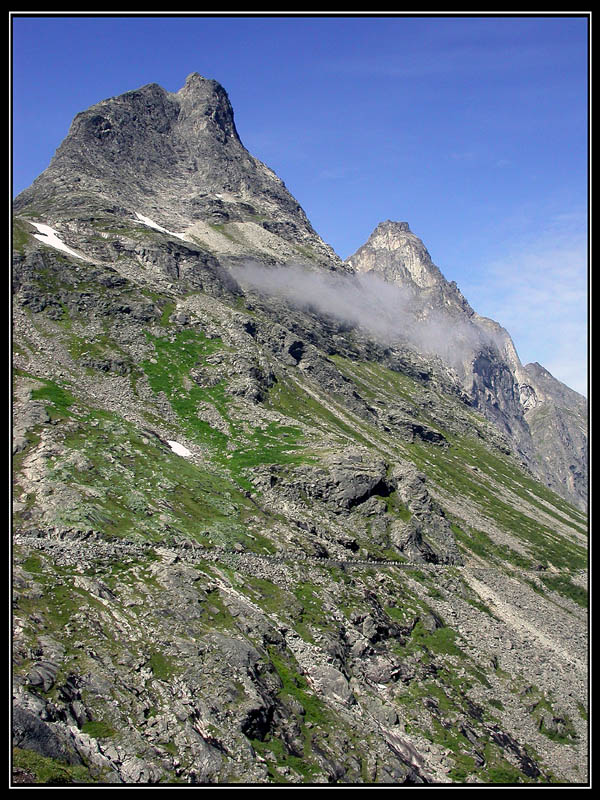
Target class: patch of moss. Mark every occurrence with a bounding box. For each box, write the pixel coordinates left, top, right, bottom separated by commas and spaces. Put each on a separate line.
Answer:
485, 763, 530, 784
12, 747, 97, 784
292, 581, 339, 643
22, 553, 44, 575
13, 218, 33, 253
50, 405, 266, 547
407, 619, 466, 658
539, 574, 588, 608
81, 720, 116, 739
224, 421, 306, 490
243, 575, 292, 614
30, 379, 76, 420
266, 376, 375, 449
268, 647, 330, 727
141, 330, 310, 490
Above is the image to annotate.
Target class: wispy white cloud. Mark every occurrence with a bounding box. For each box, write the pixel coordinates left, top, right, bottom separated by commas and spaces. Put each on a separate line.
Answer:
232, 260, 494, 374
463, 220, 588, 395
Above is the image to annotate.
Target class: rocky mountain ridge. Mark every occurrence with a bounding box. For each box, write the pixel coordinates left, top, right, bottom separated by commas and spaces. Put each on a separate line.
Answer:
344, 219, 587, 510
14, 73, 342, 270
12, 74, 588, 785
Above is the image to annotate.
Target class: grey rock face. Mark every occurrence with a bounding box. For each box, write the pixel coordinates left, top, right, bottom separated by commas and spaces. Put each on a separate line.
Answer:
345, 220, 474, 314
14, 73, 341, 268
13, 706, 82, 766
345, 220, 588, 510
391, 464, 463, 565
519, 362, 588, 504
12, 74, 588, 786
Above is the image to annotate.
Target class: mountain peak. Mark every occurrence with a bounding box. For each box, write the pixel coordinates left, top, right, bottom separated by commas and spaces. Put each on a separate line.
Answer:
347, 220, 440, 289
14, 73, 242, 215
375, 219, 412, 234
174, 73, 239, 143
175, 72, 232, 111
13, 74, 343, 267
177, 71, 221, 94
346, 220, 470, 312
181, 70, 209, 87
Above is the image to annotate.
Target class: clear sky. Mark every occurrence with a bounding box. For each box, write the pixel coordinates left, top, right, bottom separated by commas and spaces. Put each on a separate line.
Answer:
11, 13, 589, 395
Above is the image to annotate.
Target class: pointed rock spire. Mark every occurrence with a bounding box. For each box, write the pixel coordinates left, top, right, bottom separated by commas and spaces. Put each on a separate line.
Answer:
175, 73, 240, 143
346, 220, 473, 314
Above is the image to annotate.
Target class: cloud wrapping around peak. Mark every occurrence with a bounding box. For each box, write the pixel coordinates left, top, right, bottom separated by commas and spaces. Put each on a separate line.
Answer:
232, 260, 495, 375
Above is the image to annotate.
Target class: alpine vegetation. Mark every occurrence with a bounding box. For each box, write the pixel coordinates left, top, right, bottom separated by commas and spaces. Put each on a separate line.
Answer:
12, 74, 588, 786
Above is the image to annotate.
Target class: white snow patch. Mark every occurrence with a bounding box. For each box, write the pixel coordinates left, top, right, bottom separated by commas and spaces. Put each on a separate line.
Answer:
166, 440, 193, 458
29, 222, 91, 261
134, 212, 190, 242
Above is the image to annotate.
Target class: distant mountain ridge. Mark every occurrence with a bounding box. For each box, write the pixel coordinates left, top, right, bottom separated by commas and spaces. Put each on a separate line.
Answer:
345, 219, 587, 510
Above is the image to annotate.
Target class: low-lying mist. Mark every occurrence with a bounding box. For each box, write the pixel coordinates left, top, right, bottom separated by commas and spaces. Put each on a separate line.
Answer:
230, 261, 496, 374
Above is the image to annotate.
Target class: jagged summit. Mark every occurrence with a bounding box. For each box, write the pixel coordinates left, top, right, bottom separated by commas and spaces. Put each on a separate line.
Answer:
13, 73, 259, 213
177, 71, 226, 92
346, 219, 473, 313
374, 219, 412, 234
176, 71, 231, 99
13, 75, 341, 267
345, 219, 587, 508
172, 72, 242, 143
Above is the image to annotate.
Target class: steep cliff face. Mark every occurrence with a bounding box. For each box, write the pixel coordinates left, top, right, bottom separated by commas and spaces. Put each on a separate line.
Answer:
13, 73, 341, 269
517, 362, 588, 503
346, 220, 473, 314
12, 76, 588, 786
344, 220, 588, 511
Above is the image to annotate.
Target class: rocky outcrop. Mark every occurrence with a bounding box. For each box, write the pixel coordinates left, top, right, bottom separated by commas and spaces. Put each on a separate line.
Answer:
345, 220, 588, 510
390, 463, 463, 565
345, 220, 474, 315
12, 74, 588, 786
518, 362, 588, 505
13, 73, 342, 268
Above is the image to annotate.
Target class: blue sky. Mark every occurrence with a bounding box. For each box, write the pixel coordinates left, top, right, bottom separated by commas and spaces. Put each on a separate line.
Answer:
11, 13, 589, 395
